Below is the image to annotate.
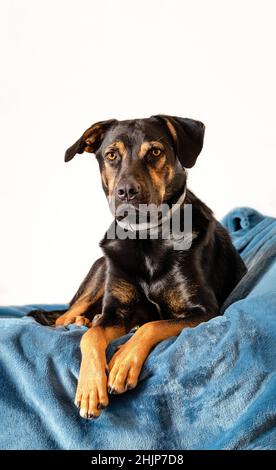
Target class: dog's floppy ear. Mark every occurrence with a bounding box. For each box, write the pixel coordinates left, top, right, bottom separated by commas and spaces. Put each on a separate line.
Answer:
152, 115, 205, 168
64, 119, 117, 162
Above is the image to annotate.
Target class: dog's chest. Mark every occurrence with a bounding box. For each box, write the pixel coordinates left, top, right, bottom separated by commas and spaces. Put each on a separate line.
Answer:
140, 249, 192, 317
103, 238, 193, 317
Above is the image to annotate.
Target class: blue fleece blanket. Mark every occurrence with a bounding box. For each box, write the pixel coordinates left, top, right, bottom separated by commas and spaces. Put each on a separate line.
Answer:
0, 207, 275, 450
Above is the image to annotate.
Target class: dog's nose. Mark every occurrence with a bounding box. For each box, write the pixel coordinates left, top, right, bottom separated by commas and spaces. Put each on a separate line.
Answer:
117, 181, 141, 201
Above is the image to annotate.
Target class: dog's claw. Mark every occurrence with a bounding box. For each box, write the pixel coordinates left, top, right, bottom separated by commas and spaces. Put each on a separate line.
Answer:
80, 409, 88, 419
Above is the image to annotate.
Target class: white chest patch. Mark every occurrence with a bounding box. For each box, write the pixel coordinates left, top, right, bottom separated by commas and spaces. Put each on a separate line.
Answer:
144, 255, 158, 277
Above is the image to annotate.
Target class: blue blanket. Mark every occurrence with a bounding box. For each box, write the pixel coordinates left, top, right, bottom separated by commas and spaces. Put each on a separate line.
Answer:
0, 207, 275, 450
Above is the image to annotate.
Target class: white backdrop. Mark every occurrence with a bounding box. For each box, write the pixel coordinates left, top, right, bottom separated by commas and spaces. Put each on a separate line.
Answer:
0, 0, 275, 305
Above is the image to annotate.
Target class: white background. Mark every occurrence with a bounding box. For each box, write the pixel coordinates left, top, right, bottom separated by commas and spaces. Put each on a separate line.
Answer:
0, 0, 275, 305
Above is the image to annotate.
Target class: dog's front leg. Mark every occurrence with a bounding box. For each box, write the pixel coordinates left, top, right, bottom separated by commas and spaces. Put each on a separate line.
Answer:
108, 314, 213, 394
75, 324, 126, 419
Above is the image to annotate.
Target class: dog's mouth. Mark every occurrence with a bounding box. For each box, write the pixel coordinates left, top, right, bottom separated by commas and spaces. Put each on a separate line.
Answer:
113, 202, 165, 232
115, 203, 147, 221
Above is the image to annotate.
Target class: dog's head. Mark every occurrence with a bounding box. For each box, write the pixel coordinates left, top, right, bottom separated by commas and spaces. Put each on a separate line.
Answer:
65, 115, 205, 215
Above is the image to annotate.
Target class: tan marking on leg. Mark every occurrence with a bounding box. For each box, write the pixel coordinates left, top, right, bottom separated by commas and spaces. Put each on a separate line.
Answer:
76, 325, 126, 419
55, 296, 91, 326
55, 285, 104, 326
108, 315, 213, 394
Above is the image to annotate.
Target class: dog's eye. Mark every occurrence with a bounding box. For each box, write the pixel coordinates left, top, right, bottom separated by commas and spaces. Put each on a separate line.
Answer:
106, 151, 117, 161
151, 148, 162, 157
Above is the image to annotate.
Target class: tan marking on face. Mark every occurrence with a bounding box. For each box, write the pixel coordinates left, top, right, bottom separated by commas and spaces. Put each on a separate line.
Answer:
101, 164, 116, 196
165, 119, 177, 142
166, 164, 174, 183
148, 157, 167, 202
101, 141, 127, 195
111, 280, 138, 304
138, 141, 165, 159
104, 140, 127, 158
159, 183, 166, 202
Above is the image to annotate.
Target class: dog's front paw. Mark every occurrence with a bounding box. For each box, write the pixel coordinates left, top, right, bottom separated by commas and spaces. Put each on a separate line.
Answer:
107, 339, 148, 394
75, 362, 109, 419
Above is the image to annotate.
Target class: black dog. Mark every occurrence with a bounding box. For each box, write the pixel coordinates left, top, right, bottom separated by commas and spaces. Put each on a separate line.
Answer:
30, 115, 246, 419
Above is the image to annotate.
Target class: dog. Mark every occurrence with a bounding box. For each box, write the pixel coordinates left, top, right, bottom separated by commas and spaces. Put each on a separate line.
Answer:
29, 115, 247, 419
